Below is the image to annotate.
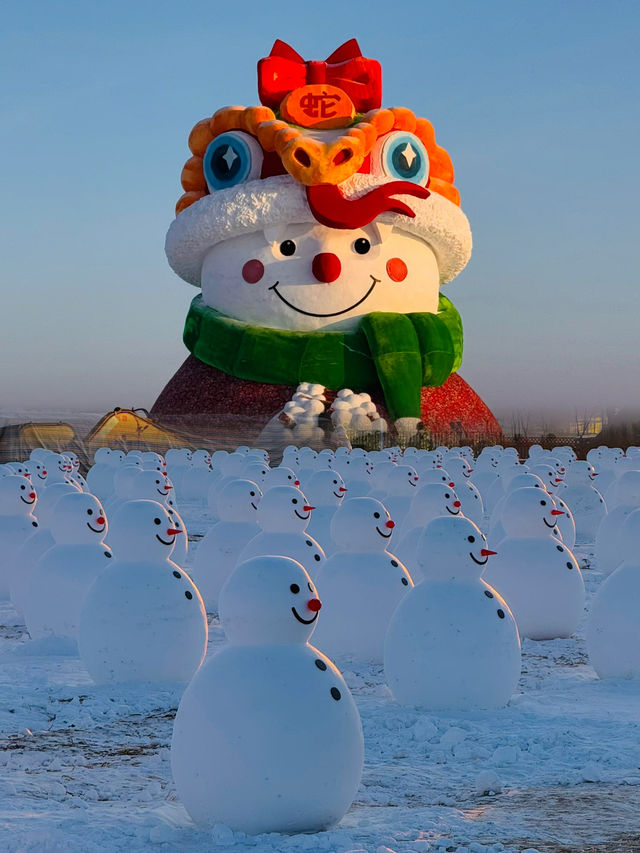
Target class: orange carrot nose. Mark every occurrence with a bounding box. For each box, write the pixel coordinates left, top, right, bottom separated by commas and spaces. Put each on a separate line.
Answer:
307, 598, 322, 612
551, 509, 564, 516
339, 486, 347, 491
167, 528, 182, 535
481, 549, 497, 557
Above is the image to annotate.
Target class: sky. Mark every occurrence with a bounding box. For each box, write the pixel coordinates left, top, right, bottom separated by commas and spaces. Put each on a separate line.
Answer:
1, 0, 639, 424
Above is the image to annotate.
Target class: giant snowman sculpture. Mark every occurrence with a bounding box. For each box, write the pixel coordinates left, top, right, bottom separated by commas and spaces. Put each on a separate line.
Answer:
152, 39, 501, 442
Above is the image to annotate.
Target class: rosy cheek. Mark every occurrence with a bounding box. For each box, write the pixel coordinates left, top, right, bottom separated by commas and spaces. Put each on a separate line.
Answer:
242, 259, 265, 283
387, 258, 408, 282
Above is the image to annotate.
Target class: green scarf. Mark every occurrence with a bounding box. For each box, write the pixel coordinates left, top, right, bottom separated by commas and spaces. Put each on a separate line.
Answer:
183, 295, 463, 421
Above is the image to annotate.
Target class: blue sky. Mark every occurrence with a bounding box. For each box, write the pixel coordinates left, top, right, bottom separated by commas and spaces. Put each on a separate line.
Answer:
2, 0, 639, 422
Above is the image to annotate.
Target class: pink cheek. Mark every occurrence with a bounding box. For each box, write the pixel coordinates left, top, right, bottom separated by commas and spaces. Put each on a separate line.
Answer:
387, 258, 408, 282
242, 259, 265, 284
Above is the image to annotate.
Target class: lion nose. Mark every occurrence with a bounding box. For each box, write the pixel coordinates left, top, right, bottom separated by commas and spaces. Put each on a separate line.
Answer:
312, 253, 341, 283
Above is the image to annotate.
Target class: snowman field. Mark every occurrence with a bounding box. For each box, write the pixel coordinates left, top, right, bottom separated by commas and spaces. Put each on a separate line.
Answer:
2, 473, 640, 853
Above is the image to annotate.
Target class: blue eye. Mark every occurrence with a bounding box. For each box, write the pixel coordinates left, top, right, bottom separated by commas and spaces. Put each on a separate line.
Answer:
203, 131, 263, 192
376, 131, 429, 184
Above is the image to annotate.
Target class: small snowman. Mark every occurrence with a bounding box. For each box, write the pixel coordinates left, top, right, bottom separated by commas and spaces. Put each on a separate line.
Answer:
86, 447, 125, 502
312, 496, 412, 663
559, 461, 606, 543
440, 456, 484, 526
24, 492, 112, 641
303, 468, 348, 555
594, 470, 640, 575
78, 500, 207, 683
371, 464, 420, 526
482, 487, 585, 640
237, 485, 325, 578
171, 555, 363, 833
384, 516, 520, 709
189, 478, 262, 611
0, 475, 39, 600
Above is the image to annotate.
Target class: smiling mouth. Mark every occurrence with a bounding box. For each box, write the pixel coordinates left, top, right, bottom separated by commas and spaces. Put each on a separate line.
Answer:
157, 488, 170, 496
268, 276, 379, 318
294, 510, 311, 520
543, 518, 556, 528
250, 501, 258, 510
156, 534, 175, 545
470, 552, 488, 565
376, 526, 392, 538
86, 522, 103, 533
446, 506, 460, 515
291, 606, 318, 625
20, 496, 35, 505
333, 491, 344, 498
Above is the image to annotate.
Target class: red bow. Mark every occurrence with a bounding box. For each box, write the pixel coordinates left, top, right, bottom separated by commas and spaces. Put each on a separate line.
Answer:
258, 38, 382, 113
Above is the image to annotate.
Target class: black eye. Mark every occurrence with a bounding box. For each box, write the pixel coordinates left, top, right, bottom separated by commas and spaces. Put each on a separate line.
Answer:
292, 498, 298, 504
154, 518, 162, 525
280, 240, 296, 256
445, 493, 450, 498
333, 480, 338, 484
290, 584, 300, 594
468, 535, 475, 543
353, 237, 371, 254
540, 500, 547, 506
87, 509, 93, 515
20, 484, 25, 490
250, 491, 255, 496
374, 512, 380, 519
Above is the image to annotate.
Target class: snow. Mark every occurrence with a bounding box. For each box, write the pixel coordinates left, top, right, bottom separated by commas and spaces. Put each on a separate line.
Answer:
2, 505, 640, 852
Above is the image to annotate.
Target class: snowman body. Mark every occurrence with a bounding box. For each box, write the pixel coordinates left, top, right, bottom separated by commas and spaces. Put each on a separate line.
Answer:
586, 561, 640, 678
0, 475, 39, 599
78, 557, 206, 683
171, 555, 363, 833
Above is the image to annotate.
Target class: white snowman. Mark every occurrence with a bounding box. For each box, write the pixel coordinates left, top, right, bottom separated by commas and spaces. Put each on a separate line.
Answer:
560, 461, 607, 543
78, 500, 207, 683
303, 468, 348, 555
189, 478, 262, 611
0, 475, 40, 600
394, 482, 462, 577
312, 496, 412, 663
384, 515, 520, 709
171, 554, 363, 833
482, 487, 585, 640
237, 484, 325, 578
440, 456, 484, 526
24, 492, 112, 640
594, 470, 640, 575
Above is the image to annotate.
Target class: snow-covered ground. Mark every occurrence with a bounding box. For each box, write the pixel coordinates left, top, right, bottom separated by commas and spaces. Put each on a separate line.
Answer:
1, 507, 639, 853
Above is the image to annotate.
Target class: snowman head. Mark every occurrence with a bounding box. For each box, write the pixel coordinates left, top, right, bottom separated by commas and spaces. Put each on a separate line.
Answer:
216, 478, 262, 522
529, 463, 563, 491
256, 485, 313, 533
140, 451, 166, 471
506, 473, 547, 494
564, 460, 597, 487
109, 500, 182, 560
416, 515, 494, 581
0, 475, 37, 516
166, 40, 471, 333
330, 496, 395, 552
383, 464, 419, 496
501, 487, 563, 539
304, 469, 347, 508
241, 461, 270, 485
416, 468, 455, 488
443, 456, 473, 481
262, 467, 299, 491
49, 492, 107, 545
134, 470, 174, 502
35, 482, 81, 527
411, 483, 461, 522
219, 555, 321, 645
25, 460, 49, 485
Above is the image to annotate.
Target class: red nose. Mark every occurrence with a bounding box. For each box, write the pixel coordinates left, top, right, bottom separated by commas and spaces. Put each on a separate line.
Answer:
303, 505, 315, 512
29, 492, 36, 499
385, 520, 395, 529
554, 478, 563, 483
551, 509, 564, 516
96, 516, 105, 525
167, 528, 182, 535
413, 476, 419, 481
453, 500, 461, 507
42, 470, 47, 476
481, 549, 497, 557
449, 482, 455, 487
307, 598, 322, 612
294, 480, 300, 486
468, 468, 474, 473
339, 486, 347, 491
312, 252, 341, 283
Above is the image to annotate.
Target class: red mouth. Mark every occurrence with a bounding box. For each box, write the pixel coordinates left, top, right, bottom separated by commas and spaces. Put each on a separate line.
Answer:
306, 180, 430, 230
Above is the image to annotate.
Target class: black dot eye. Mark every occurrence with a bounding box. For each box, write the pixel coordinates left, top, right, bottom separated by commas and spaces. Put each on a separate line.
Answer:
468, 535, 475, 543
374, 512, 380, 519
497, 609, 505, 619
250, 491, 255, 496
185, 591, 193, 600
290, 584, 300, 594
154, 518, 162, 525
540, 500, 547, 506
87, 509, 93, 515
20, 484, 25, 490
353, 237, 371, 254
280, 239, 296, 256
401, 577, 409, 586
173, 570, 181, 578
330, 687, 341, 701
292, 498, 298, 504
445, 493, 450, 498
